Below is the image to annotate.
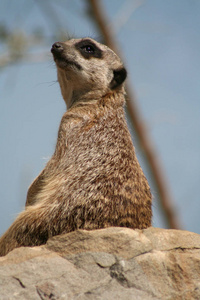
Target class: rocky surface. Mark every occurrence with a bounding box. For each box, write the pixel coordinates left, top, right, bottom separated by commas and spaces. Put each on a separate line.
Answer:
0, 227, 200, 299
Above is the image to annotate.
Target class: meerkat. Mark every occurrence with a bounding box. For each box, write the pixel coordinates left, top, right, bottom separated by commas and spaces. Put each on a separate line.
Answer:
0, 38, 152, 256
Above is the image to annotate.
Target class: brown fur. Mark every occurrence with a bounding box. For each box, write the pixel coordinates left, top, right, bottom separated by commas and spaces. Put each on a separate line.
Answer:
0, 38, 152, 256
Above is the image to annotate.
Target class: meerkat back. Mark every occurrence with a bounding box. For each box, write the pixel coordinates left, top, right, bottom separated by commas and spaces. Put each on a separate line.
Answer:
0, 38, 152, 257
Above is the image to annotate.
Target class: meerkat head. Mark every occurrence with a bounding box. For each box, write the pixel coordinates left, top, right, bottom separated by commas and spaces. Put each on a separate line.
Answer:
51, 38, 127, 108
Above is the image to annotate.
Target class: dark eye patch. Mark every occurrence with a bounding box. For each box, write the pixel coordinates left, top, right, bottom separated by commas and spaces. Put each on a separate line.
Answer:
75, 39, 102, 59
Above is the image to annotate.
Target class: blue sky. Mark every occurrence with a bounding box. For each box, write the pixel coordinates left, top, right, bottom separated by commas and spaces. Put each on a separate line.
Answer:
0, 0, 200, 234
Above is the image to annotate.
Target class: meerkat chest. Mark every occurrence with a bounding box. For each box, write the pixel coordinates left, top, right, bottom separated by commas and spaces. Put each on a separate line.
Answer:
57, 108, 134, 171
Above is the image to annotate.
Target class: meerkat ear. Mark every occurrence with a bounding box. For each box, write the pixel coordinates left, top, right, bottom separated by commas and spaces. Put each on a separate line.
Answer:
110, 67, 127, 89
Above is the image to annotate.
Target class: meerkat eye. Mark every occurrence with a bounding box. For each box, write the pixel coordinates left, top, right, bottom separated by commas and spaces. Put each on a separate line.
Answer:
75, 39, 102, 59
81, 45, 95, 53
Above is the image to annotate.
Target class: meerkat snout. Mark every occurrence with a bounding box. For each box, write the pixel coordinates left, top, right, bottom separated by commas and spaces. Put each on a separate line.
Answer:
51, 42, 63, 51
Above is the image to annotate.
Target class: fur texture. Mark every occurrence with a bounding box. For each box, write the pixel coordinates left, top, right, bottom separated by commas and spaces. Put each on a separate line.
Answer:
0, 38, 152, 256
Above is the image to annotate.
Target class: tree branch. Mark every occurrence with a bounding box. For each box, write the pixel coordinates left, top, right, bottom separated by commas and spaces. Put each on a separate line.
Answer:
87, 0, 181, 229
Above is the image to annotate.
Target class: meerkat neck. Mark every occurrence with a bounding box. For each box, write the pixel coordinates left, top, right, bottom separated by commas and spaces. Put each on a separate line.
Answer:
68, 90, 125, 112
58, 72, 107, 109
68, 89, 107, 108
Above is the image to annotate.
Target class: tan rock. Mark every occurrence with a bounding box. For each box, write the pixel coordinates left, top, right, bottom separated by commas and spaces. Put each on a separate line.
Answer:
0, 227, 200, 299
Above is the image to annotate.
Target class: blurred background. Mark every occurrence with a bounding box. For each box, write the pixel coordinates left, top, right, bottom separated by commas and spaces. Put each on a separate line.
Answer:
0, 0, 200, 235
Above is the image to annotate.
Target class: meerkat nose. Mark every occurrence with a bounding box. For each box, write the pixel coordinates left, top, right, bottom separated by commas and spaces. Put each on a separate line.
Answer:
51, 42, 63, 53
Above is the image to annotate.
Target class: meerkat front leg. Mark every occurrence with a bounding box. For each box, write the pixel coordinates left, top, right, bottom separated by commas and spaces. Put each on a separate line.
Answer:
0, 197, 64, 256
26, 170, 46, 206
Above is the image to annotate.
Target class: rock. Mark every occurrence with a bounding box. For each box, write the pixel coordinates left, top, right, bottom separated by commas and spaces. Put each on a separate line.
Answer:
0, 227, 200, 299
